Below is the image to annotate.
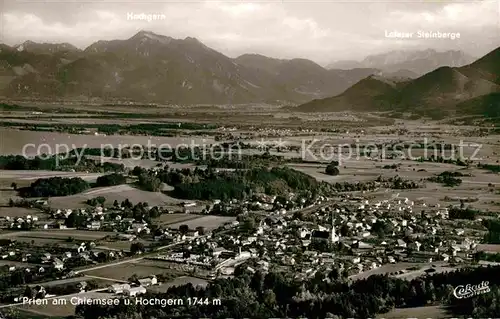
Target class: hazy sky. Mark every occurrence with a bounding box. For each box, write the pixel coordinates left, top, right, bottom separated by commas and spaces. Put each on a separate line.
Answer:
1, 0, 499, 65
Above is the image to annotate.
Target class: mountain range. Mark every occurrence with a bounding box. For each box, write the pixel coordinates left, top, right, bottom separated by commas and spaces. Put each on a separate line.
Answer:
0, 31, 379, 105
0, 30, 484, 109
327, 49, 476, 78
299, 46, 500, 118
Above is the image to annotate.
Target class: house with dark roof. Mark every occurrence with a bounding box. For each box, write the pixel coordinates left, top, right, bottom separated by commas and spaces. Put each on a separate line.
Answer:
311, 230, 330, 242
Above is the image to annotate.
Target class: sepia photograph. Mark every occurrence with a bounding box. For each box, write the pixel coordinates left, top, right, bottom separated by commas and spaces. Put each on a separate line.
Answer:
0, 0, 499, 318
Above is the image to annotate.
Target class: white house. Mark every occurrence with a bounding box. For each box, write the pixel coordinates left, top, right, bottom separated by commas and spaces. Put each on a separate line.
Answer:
53, 258, 64, 270
125, 286, 146, 297
138, 276, 158, 287
41, 253, 51, 262
109, 283, 130, 294
298, 228, 309, 239
128, 223, 149, 234
185, 230, 199, 238
87, 221, 101, 230
397, 239, 407, 248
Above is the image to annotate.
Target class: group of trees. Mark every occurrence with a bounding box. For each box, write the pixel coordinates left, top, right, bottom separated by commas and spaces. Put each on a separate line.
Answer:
321, 176, 419, 193
129, 166, 163, 191
137, 172, 162, 192
74, 265, 500, 319
86, 196, 106, 206
64, 211, 88, 228
197, 152, 300, 169
0, 155, 124, 173
483, 219, 500, 244
371, 220, 395, 237
477, 163, 500, 173
7, 198, 47, 210
168, 166, 318, 200
129, 165, 321, 201
382, 164, 399, 169
474, 251, 500, 262
150, 142, 280, 165
70, 147, 125, 159
19, 177, 90, 197
114, 200, 165, 221
375, 175, 420, 190
130, 242, 145, 254
95, 173, 127, 187
39, 280, 98, 296
448, 206, 479, 220
0, 155, 72, 170
428, 171, 464, 187
325, 161, 340, 176
0, 267, 60, 303
416, 156, 468, 167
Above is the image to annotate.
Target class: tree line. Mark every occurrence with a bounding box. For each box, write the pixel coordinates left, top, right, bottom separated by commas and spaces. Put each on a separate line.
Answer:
131, 166, 320, 201
19, 177, 90, 197
0, 155, 124, 173
73, 265, 500, 319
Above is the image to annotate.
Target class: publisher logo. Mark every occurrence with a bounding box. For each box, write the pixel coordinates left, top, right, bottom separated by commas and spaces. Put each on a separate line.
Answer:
453, 281, 490, 299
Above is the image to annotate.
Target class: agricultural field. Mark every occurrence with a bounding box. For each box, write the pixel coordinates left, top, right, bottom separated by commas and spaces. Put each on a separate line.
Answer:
289, 162, 382, 183
95, 239, 153, 252
0, 180, 28, 206
48, 184, 185, 209
85, 259, 183, 281
0, 260, 43, 268
10, 237, 76, 248
19, 230, 115, 240
394, 264, 468, 281
0, 170, 104, 183
153, 213, 204, 226
377, 305, 450, 319
166, 215, 236, 231
476, 244, 500, 253
7, 230, 115, 248
349, 261, 451, 281
379, 183, 500, 214
291, 156, 500, 182
25, 276, 118, 290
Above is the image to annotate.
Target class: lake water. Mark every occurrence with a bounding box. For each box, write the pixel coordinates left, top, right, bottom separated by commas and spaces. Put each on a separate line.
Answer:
0, 128, 215, 156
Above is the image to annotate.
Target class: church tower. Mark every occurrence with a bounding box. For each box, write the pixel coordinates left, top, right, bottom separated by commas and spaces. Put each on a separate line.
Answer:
330, 211, 339, 243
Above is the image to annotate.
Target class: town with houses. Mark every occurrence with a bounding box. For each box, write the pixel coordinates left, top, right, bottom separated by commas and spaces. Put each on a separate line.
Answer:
0, 187, 488, 311
1, 2, 500, 316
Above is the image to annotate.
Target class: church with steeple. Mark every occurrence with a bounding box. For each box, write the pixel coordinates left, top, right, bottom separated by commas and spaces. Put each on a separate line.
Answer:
330, 211, 340, 243
312, 211, 340, 244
